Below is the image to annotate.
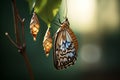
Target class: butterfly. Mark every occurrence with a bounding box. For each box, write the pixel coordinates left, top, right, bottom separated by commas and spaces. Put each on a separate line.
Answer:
53, 18, 78, 70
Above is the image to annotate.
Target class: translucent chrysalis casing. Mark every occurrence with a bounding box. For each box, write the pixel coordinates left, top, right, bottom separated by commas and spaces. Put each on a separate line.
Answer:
30, 12, 40, 41
43, 27, 52, 57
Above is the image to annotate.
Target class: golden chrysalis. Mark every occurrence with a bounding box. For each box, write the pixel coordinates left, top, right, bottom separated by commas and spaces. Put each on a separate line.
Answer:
30, 12, 40, 41
43, 27, 52, 57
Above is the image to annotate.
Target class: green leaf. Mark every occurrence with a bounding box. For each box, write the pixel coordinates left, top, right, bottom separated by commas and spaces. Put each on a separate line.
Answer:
26, 0, 62, 26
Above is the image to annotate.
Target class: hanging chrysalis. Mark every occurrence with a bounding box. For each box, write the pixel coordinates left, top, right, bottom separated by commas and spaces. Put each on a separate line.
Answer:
43, 27, 52, 57
53, 18, 78, 70
30, 12, 40, 41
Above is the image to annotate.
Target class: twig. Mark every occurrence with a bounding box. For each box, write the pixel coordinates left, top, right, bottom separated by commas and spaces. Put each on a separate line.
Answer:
22, 51, 34, 80
5, 0, 35, 80
21, 18, 26, 46
12, 0, 21, 46
5, 32, 19, 49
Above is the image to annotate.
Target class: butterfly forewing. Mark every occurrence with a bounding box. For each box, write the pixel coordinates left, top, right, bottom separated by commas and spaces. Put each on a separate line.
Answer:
54, 26, 78, 70
67, 28, 78, 52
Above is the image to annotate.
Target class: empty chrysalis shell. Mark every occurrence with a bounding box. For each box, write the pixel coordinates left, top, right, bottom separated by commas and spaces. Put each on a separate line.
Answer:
43, 27, 52, 57
30, 12, 40, 41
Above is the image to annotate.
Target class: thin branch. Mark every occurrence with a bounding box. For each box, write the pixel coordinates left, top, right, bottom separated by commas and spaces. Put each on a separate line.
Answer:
21, 18, 26, 47
5, 32, 19, 49
22, 51, 34, 80
12, 0, 21, 46
18, 15, 26, 47
5, 0, 35, 80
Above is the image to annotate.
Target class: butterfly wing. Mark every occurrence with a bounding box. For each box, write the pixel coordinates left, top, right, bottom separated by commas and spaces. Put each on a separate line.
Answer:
67, 28, 78, 52
54, 27, 78, 70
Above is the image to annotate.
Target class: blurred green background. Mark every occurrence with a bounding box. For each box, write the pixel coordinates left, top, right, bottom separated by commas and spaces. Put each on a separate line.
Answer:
0, 0, 120, 80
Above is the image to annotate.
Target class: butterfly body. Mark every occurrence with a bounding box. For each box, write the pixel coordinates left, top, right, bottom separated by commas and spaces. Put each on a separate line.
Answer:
54, 18, 78, 70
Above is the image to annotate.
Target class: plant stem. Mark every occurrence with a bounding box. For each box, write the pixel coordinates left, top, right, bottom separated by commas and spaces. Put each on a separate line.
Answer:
5, 0, 35, 80
5, 32, 19, 48
12, 0, 21, 46
22, 51, 34, 80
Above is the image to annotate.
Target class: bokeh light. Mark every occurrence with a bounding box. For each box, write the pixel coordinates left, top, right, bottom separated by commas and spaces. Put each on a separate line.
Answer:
80, 44, 101, 63
59, 0, 119, 34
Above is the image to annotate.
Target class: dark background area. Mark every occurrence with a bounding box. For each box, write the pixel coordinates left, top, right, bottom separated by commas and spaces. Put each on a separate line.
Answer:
0, 0, 120, 80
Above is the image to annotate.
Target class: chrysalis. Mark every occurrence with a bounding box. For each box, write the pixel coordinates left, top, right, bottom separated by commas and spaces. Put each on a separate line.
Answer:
43, 27, 52, 57
53, 18, 78, 70
30, 12, 40, 41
